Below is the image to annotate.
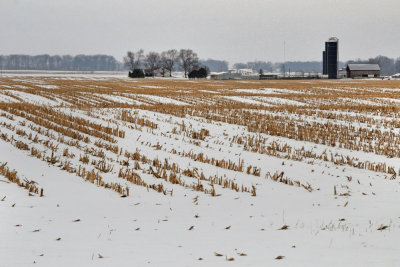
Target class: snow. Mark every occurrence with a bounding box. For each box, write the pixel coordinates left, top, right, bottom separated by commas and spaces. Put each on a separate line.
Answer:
1, 75, 400, 267
234, 88, 301, 94
0, 71, 128, 79
199, 90, 218, 94
141, 85, 166, 89
222, 95, 306, 106
222, 96, 272, 106
2, 90, 60, 106
339, 98, 380, 106
37, 85, 59, 89
0, 94, 19, 103
93, 94, 146, 105
378, 97, 400, 104
251, 96, 307, 106
138, 94, 188, 105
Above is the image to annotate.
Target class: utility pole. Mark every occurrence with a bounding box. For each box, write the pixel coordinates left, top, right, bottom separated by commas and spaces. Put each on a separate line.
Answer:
283, 41, 286, 78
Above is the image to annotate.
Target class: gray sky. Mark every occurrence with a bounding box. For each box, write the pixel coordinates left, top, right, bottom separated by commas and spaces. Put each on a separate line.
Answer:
1, 0, 399, 64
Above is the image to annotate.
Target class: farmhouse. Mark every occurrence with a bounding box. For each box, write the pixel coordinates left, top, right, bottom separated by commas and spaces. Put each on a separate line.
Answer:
346, 64, 380, 78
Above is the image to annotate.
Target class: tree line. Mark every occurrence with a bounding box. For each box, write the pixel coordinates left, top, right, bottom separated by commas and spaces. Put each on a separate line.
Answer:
0, 53, 229, 74
123, 49, 211, 78
0, 54, 122, 71
1, 53, 399, 76
233, 56, 400, 76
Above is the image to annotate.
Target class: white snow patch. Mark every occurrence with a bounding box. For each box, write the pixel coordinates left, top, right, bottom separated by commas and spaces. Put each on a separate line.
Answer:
138, 94, 188, 105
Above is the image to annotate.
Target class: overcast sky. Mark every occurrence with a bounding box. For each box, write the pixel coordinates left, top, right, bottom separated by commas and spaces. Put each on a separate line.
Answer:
1, 0, 399, 64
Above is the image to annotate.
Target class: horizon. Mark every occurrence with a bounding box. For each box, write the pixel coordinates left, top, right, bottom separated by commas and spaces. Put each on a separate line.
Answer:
3, 2, 400, 267
0, 53, 395, 66
1, 0, 399, 65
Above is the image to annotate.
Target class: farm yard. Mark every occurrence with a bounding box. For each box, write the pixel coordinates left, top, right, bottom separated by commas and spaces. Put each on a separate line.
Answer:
1, 75, 400, 266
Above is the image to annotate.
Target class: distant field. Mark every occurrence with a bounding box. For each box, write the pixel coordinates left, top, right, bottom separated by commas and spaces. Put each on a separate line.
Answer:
1, 76, 400, 266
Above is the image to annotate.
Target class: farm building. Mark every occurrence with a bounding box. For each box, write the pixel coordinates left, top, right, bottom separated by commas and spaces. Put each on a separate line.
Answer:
210, 69, 258, 80
323, 37, 339, 79
259, 73, 280, 80
346, 64, 380, 78
338, 67, 347, 78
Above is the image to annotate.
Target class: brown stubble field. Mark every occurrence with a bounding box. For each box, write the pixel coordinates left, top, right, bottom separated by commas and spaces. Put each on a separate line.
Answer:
1, 77, 400, 195
2, 76, 400, 266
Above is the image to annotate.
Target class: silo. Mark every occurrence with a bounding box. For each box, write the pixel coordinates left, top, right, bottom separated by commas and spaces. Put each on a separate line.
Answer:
325, 37, 339, 79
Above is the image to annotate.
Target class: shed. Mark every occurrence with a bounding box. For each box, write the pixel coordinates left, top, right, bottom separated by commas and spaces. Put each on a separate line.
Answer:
259, 74, 279, 80
346, 64, 380, 78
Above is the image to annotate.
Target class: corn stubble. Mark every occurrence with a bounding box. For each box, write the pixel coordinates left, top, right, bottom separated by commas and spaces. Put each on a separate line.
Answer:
1, 77, 400, 199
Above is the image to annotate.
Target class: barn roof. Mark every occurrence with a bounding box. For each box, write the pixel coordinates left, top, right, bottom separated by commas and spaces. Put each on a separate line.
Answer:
347, 64, 380, 71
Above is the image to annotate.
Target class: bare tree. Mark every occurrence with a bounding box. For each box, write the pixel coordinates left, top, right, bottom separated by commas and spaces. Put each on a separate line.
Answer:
395, 58, 400, 74
145, 52, 161, 76
123, 49, 144, 71
178, 49, 199, 78
123, 51, 135, 71
159, 66, 167, 77
160, 49, 178, 77
134, 49, 144, 69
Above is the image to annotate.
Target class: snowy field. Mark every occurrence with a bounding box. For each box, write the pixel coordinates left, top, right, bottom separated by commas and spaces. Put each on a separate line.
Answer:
1, 75, 400, 266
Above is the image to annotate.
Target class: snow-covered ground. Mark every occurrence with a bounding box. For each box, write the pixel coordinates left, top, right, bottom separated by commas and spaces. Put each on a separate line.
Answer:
222, 96, 272, 106
1, 76, 400, 267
